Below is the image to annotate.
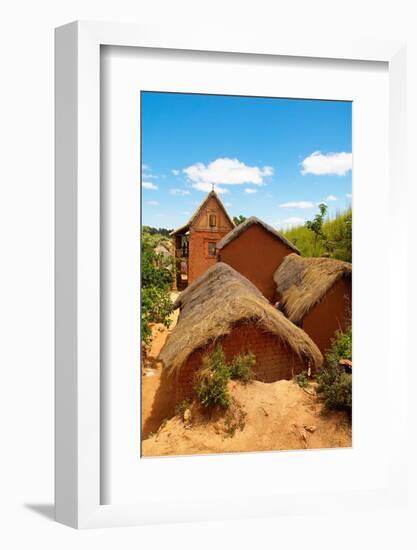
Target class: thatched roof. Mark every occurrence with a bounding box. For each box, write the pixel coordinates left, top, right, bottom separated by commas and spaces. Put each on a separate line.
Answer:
170, 190, 235, 236
274, 254, 352, 324
159, 262, 323, 373
216, 216, 300, 253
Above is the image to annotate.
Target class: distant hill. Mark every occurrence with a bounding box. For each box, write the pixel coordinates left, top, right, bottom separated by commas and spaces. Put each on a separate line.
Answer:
282, 209, 352, 262
143, 226, 173, 237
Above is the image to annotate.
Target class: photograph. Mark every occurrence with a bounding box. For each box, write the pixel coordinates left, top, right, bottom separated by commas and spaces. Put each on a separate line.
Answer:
141, 91, 352, 457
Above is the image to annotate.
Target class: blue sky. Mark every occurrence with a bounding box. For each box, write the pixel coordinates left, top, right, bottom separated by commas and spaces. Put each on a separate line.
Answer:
141, 92, 352, 230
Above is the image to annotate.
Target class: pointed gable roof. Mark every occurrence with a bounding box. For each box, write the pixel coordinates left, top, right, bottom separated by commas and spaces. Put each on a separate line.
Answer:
216, 216, 300, 254
170, 190, 235, 236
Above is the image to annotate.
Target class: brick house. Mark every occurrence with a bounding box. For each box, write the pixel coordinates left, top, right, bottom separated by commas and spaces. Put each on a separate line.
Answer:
217, 216, 299, 302
159, 263, 323, 406
274, 254, 352, 354
170, 190, 235, 289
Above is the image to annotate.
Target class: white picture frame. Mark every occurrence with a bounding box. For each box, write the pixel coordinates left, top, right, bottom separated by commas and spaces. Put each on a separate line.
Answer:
55, 21, 407, 529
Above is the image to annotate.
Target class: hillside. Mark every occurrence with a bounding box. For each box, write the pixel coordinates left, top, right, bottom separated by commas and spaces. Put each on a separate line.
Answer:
283, 208, 352, 261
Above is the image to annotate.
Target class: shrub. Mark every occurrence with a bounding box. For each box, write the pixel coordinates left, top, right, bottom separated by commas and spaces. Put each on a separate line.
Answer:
141, 286, 173, 345
325, 326, 352, 364
194, 344, 231, 409
229, 352, 255, 384
224, 399, 247, 437
194, 346, 255, 410
175, 399, 191, 417
316, 327, 352, 417
294, 370, 309, 389
141, 230, 174, 346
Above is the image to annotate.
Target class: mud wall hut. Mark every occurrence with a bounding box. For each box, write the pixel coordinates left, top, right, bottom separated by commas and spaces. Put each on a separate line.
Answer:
216, 216, 299, 302
159, 262, 323, 405
274, 254, 352, 355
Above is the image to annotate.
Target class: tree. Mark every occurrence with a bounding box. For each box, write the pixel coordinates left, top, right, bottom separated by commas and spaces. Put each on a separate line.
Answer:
233, 215, 247, 226
141, 231, 174, 345
305, 203, 328, 256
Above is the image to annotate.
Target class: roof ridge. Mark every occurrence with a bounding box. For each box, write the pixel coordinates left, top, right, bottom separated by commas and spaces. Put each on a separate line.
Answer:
217, 216, 300, 253
170, 190, 234, 236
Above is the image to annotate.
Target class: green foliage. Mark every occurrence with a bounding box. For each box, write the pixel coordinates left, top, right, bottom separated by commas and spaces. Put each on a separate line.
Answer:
194, 346, 255, 410
229, 352, 255, 384
141, 230, 173, 345
316, 327, 352, 417
175, 399, 191, 417
326, 326, 352, 364
294, 370, 309, 389
224, 400, 247, 437
305, 203, 328, 256
283, 207, 352, 261
233, 215, 247, 226
142, 286, 173, 342
143, 225, 173, 237
195, 345, 231, 409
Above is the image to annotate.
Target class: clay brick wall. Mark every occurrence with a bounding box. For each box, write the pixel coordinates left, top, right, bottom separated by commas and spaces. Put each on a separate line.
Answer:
171, 323, 308, 404
186, 194, 234, 284
218, 224, 295, 302
302, 277, 352, 355
188, 229, 229, 283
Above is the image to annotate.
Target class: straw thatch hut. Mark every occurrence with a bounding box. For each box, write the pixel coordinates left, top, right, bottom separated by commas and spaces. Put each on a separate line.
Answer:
274, 254, 352, 354
216, 216, 299, 302
159, 262, 323, 405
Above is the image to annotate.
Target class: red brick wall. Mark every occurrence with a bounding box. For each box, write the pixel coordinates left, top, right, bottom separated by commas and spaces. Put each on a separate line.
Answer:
171, 323, 308, 404
302, 277, 352, 355
188, 229, 229, 283
218, 224, 295, 302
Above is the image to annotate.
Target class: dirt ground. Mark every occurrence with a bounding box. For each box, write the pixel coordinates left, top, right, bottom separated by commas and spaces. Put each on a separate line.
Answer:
141, 290, 351, 457
141, 292, 179, 437
142, 378, 351, 457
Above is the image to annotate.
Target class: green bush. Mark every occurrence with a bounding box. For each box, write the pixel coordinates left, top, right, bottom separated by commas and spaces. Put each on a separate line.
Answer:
326, 326, 352, 364
229, 352, 255, 384
316, 327, 352, 417
175, 399, 191, 417
141, 230, 174, 346
194, 344, 231, 409
194, 346, 255, 410
294, 370, 309, 389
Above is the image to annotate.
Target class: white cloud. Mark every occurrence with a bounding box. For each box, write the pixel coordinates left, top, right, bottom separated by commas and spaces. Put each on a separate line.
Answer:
142, 163, 150, 171
346, 193, 352, 198
224, 202, 232, 207
183, 157, 273, 192
142, 181, 158, 190
147, 200, 159, 206
172, 169, 180, 176
169, 188, 191, 195
301, 151, 352, 176
181, 211, 191, 216
244, 188, 258, 194
191, 182, 229, 194
279, 201, 314, 209
274, 217, 305, 230
325, 195, 337, 201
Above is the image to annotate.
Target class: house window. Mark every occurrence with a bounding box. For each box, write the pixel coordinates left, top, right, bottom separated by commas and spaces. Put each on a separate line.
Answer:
209, 214, 217, 228
207, 241, 217, 257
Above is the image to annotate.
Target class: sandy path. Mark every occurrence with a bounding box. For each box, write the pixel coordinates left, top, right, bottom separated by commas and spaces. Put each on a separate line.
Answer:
141, 292, 179, 437
142, 379, 351, 456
